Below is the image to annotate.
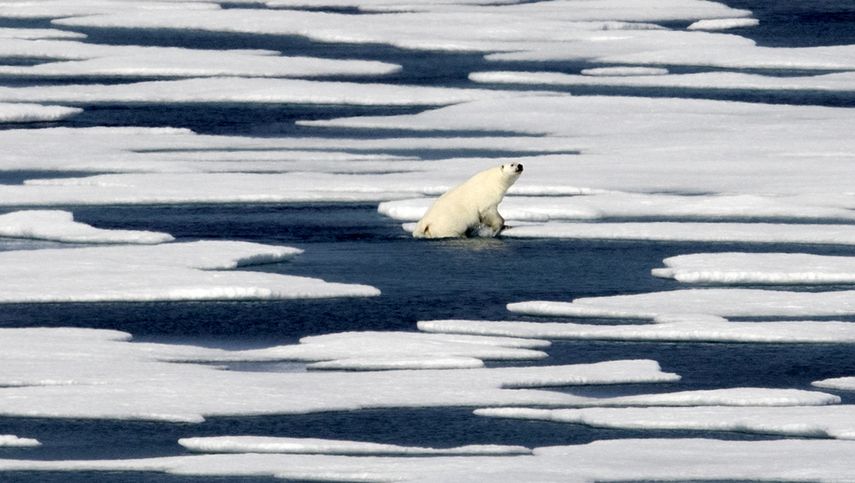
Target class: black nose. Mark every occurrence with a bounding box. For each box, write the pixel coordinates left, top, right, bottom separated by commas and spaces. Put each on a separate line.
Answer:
516, 164, 524, 173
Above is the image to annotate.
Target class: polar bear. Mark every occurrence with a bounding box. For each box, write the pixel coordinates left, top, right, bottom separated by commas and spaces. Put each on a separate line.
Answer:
413, 162, 523, 239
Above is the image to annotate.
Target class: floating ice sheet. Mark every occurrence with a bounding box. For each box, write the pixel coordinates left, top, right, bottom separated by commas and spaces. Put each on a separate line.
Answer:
0, 240, 380, 303
476, 406, 855, 440
0, 103, 81, 123
580, 66, 669, 76
0, 210, 172, 244
419, 317, 855, 344
688, 17, 760, 31
471, 70, 855, 93
501, 222, 855, 246
0, 28, 84, 40
0, 77, 525, 106
508, 289, 855, 319
0, 327, 677, 421
654, 252, 855, 284
0, 435, 40, 448
0, 39, 401, 78
5, 439, 855, 482
814, 377, 855, 392
179, 436, 531, 456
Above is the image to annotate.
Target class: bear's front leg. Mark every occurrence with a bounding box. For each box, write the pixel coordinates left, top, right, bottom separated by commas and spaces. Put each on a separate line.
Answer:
480, 206, 505, 236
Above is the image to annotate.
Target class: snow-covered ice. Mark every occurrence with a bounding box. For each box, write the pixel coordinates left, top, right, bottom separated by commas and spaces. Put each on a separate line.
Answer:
0, 210, 172, 244
476, 406, 855, 440
508, 289, 855, 319
419, 317, 855, 344
0, 103, 81, 123
687, 17, 760, 31
0, 28, 84, 40
0, 435, 40, 448
654, 252, 855, 284
814, 377, 855, 392
580, 66, 669, 76
179, 436, 531, 456
5, 439, 855, 482
0, 327, 678, 421
0, 240, 380, 302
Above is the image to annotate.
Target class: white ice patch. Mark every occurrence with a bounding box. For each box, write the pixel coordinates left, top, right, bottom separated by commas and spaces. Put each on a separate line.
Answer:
179, 436, 531, 456
0, 210, 172, 244
477, 406, 855, 440
0, 240, 380, 303
687, 17, 760, 31
471, 70, 855, 93
814, 377, 855, 392
379, 193, 855, 223
508, 289, 855, 319
654, 252, 855, 284
0, 39, 400, 78
0, 28, 85, 40
5, 439, 855, 482
0, 77, 527, 106
580, 66, 669, 76
502, 222, 855, 246
0, 435, 40, 447
419, 317, 855, 344
0, 327, 677, 421
0, 103, 81, 123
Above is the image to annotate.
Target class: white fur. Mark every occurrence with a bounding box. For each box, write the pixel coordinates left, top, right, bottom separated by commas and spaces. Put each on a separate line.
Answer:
413, 163, 523, 239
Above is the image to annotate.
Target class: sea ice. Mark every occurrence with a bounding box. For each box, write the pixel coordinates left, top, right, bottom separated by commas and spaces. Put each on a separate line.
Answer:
0, 210, 172, 244
0, 103, 81, 123
0, 240, 380, 303
4, 439, 855, 482
814, 377, 855, 392
580, 66, 669, 76
0, 28, 84, 40
476, 406, 855, 439
0, 435, 40, 448
179, 436, 531, 455
654, 252, 855, 284
419, 317, 855, 344
687, 17, 760, 31
0, 327, 678, 421
507, 289, 855, 319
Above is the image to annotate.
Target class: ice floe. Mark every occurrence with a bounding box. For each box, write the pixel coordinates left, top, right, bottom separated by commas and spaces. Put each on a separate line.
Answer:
580, 66, 669, 76
179, 436, 531, 456
654, 252, 855, 284
502, 222, 855, 246
4, 439, 855, 482
0, 240, 380, 302
508, 289, 855, 319
0, 103, 81, 123
814, 377, 855, 392
419, 317, 855, 344
0, 210, 172, 244
471, 70, 855, 93
0, 77, 526, 106
476, 406, 855, 440
0, 28, 85, 40
0, 435, 40, 448
0, 327, 677, 421
687, 17, 760, 31
0, 39, 401, 78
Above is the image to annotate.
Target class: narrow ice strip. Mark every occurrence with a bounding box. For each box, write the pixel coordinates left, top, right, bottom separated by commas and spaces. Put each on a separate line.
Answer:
0, 210, 173, 244
476, 406, 855, 439
687, 17, 760, 31
0, 240, 380, 303
0, 1, 219, 20
0, 103, 81, 123
471, 70, 855, 93
0, 28, 85, 40
0, 40, 401, 78
580, 66, 669, 76
501, 222, 855, 246
654, 252, 855, 284
0, 435, 40, 447
813, 377, 855, 392
0, 327, 677, 421
0, 77, 527, 106
508, 289, 855, 319
6, 439, 855, 482
179, 436, 531, 456
379, 193, 855, 223
419, 318, 855, 344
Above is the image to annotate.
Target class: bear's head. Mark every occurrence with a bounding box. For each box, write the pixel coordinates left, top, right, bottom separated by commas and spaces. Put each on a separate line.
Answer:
499, 162, 524, 185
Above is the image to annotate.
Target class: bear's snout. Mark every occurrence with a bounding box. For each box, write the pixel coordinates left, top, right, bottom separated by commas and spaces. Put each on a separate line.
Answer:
515, 164, 524, 173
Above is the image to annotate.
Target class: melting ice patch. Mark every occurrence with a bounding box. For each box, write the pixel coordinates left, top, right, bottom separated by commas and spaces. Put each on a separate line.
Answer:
419, 317, 855, 344
179, 436, 531, 456
654, 252, 855, 284
0, 240, 380, 303
0, 28, 85, 40
0, 435, 40, 447
476, 406, 855, 440
5, 439, 855, 482
0, 327, 677, 421
0, 103, 81, 123
0, 210, 172, 244
687, 17, 760, 31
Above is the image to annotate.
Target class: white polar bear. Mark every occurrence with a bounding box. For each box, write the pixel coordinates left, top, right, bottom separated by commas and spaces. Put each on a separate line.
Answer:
413, 162, 523, 239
